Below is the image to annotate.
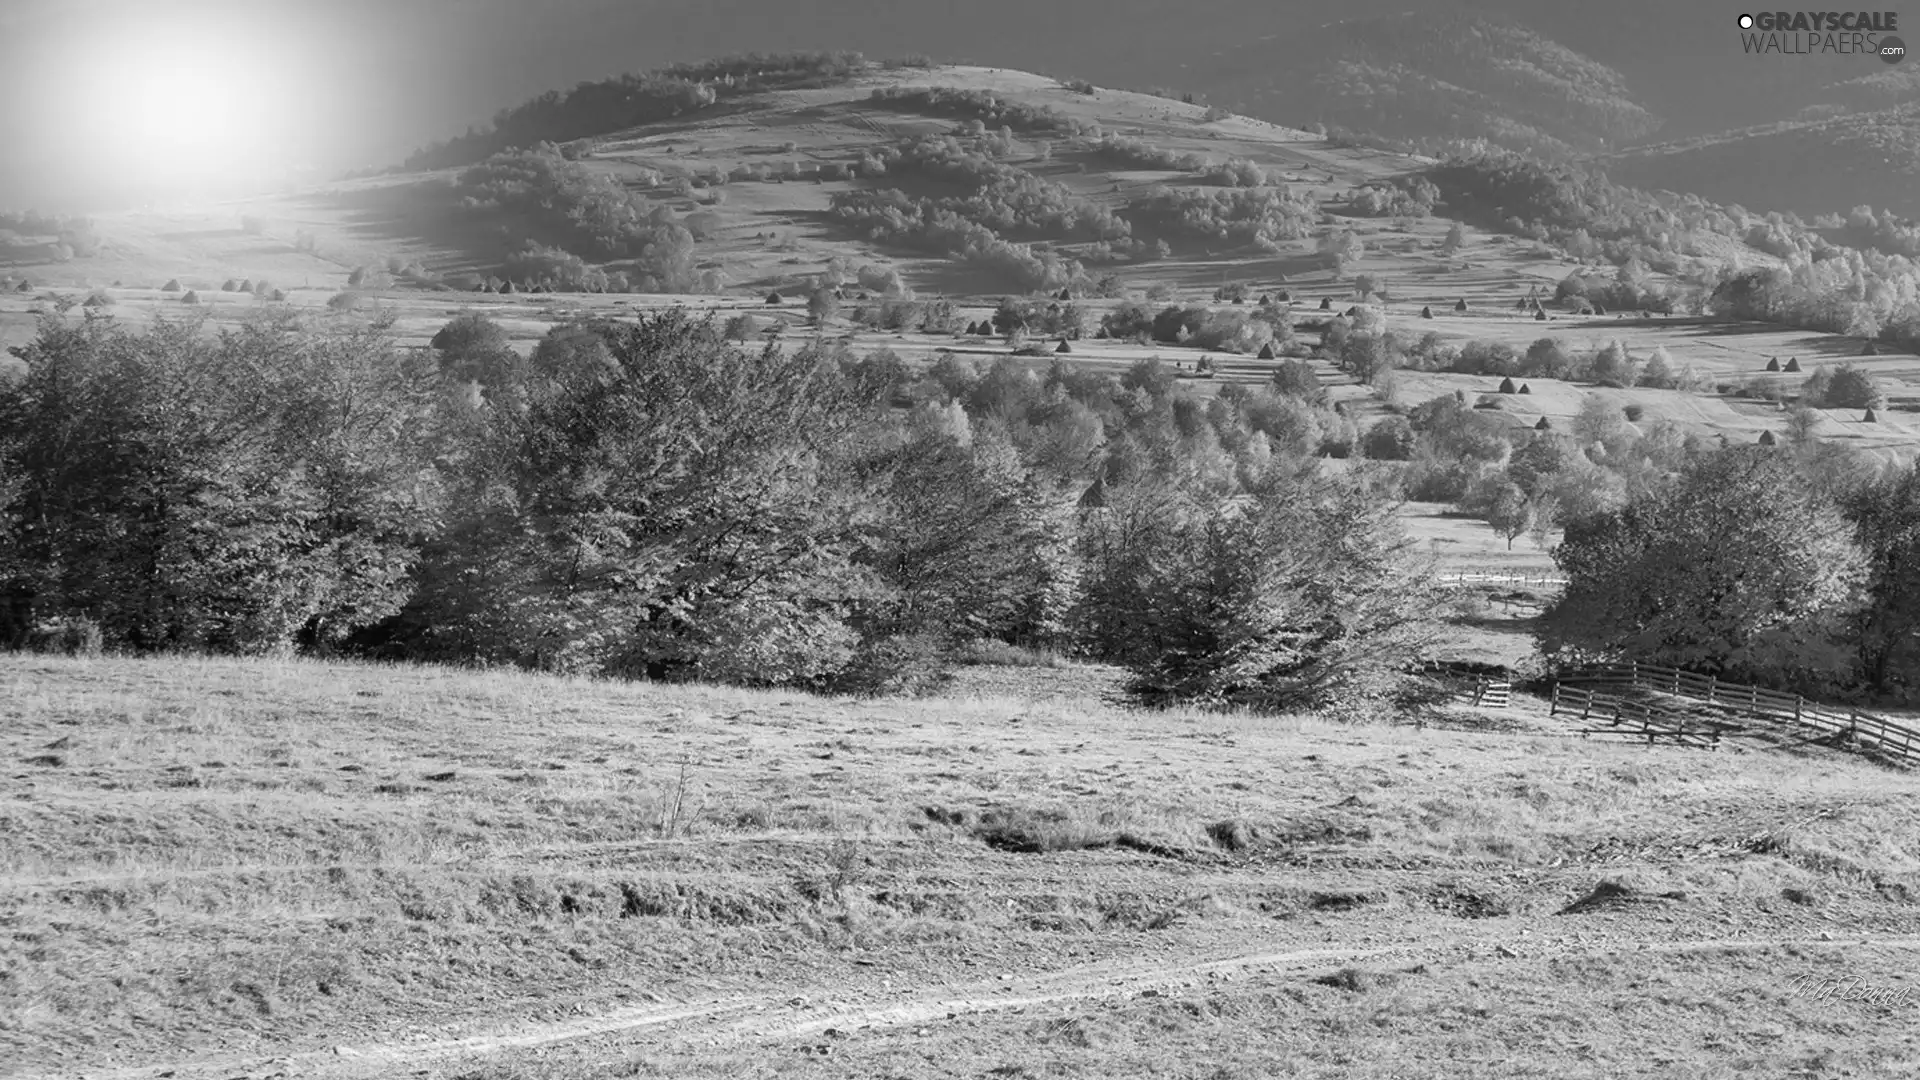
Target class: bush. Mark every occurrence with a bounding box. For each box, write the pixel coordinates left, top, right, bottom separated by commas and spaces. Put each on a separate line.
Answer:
502, 242, 609, 293
1362, 416, 1416, 460
1819, 363, 1883, 409
1269, 359, 1327, 407
327, 291, 363, 311
1076, 473, 1440, 710
1542, 446, 1868, 690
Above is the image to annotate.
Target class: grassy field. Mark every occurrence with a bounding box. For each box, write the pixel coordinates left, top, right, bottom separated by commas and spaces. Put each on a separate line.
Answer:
4, 654, 1919, 1078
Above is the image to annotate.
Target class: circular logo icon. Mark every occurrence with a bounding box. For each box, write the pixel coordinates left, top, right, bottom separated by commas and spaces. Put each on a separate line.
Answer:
1882, 34, 1907, 63
1738, 13, 1754, 28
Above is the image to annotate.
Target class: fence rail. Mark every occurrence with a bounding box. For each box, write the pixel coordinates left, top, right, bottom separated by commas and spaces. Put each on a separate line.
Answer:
1440, 572, 1569, 589
1558, 662, 1919, 765
1549, 684, 1730, 749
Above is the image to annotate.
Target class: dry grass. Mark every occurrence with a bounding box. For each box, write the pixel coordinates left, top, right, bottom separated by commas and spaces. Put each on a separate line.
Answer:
3, 654, 1919, 1076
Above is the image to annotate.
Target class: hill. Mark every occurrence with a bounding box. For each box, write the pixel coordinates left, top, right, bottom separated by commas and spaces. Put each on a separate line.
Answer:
1604, 103, 1920, 221
10, 60, 1920, 466
1197, 11, 1663, 158
5, 653, 1919, 1078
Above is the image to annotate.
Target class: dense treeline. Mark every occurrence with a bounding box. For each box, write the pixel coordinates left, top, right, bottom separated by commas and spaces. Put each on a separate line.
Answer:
1202, 11, 1661, 160
1541, 440, 1920, 702
0, 309, 1439, 711
1124, 187, 1319, 252
1426, 149, 1920, 354
0, 210, 101, 259
439, 144, 701, 291
867, 87, 1090, 134
830, 135, 1144, 289
403, 52, 867, 170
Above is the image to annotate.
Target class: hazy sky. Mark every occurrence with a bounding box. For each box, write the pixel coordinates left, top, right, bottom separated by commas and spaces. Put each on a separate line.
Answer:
0, 0, 1879, 212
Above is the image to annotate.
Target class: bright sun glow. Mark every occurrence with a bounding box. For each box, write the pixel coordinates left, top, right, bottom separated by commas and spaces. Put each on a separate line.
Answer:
71, 13, 313, 192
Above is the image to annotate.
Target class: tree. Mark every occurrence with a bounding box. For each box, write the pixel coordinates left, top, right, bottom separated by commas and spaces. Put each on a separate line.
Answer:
0, 314, 443, 654
1506, 433, 1569, 496
1440, 221, 1466, 254
1268, 359, 1327, 406
1784, 405, 1821, 448
1361, 416, 1415, 461
1075, 470, 1442, 711
430, 312, 514, 381
377, 310, 894, 686
1541, 446, 1868, 688
1480, 480, 1534, 550
1572, 395, 1631, 457
1823, 363, 1882, 409
1844, 467, 1920, 695
1588, 340, 1639, 389
807, 286, 840, 326
1315, 227, 1364, 278
1638, 346, 1677, 389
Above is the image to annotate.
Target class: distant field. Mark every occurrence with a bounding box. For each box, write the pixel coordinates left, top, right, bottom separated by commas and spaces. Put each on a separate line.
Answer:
4, 654, 1918, 1079
5, 64, 1917, 458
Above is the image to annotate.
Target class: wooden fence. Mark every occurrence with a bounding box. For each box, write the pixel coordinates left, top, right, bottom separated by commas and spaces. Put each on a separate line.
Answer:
1471, 679, 1511, 708
1558, 662, 1919, 765
1548, 684, 1733, 750
1440, 571, 1569, 590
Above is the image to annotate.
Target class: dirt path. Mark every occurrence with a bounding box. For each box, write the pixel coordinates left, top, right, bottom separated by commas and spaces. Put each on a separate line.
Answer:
50, 932, 1920, 1080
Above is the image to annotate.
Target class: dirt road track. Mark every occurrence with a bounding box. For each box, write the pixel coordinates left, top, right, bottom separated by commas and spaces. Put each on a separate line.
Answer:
49, 933, 1920, 1080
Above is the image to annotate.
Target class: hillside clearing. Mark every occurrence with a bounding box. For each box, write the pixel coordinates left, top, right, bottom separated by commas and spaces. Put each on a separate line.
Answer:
4, 655, 1918, 1078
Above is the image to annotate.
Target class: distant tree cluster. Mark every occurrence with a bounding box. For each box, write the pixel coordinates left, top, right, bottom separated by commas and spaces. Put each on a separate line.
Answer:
0, 210, 101, 258
446, 144, 703, 291
1540, 444, 1920, 699
0, 308, 1438, 714
1346, 177, 1438, 217
1197, 158, 1275, 188
1098, 301, 1290, 354
403, 52, 865, 170
866, 86, 1091, 134
1077, 134, 1206, 172
829, 136, 1148, 289
1126, 186, 1319, 252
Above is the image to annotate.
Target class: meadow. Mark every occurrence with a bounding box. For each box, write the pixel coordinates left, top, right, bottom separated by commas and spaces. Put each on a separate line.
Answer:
5, 653, 1920, 1079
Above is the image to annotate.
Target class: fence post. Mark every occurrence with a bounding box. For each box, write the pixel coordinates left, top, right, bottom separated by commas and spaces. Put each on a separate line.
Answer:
1794, 696, 1803, 725
1706, 675, 1716, 704
1672, 668, 1681, 695
1550, 684, 1560, 716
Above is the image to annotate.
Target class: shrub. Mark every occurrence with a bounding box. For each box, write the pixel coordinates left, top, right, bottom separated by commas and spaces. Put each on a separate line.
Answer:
327, 291, 363, 311
1362, 416, 1416, 460
1820, 363, 1883, 409
1269, 359, 1327, 407
1076, 473, 1441, 710
1542, 446, 1868, 690
502, 242, 609, 293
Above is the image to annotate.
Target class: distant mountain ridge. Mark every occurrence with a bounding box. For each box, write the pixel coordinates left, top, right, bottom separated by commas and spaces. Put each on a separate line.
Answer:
1605, 102, 1920, 219
1196, 12, 1663, 158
